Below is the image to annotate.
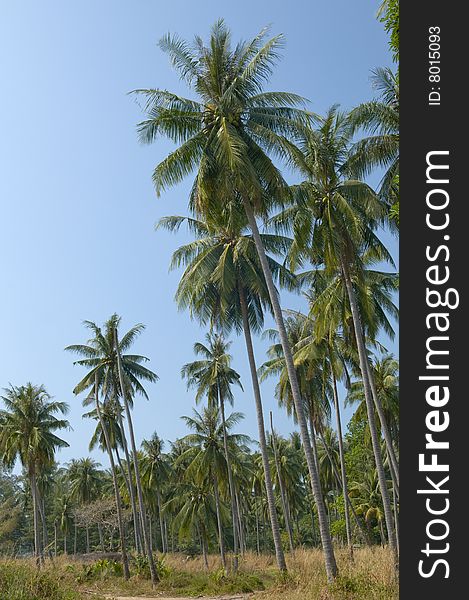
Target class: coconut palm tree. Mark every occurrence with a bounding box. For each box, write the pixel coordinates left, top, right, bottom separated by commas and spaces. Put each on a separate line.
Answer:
346, 355, 399, 447
178, 406, 250, 568
67, 458, 102, 553
0, 383, 69, 565
66, 317, 158, 579
182, 332, 243, 571
135, 21, 338, 578
140, 433, 170, 553
274, 106, 398, 559
348, 67, 399, 227
113, 323, 159, 584
159, 212, 294, 571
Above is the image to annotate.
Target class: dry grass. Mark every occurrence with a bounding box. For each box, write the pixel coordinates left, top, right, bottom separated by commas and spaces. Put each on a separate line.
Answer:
0, 548, 398, 600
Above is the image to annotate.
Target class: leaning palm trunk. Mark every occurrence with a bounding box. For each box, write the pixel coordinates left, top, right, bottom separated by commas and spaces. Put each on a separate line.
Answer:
331, 368, 353, 558
239, 284, 287, 572
116, 407, 143, 553
365, 359, 400, 497
243, 198, 338, 581
114, 328, 159, 585
270, 412, 295, 554
94, 377, 130, 579
213, 472, 227, 569
341, 259, 398, 562
218, 387, 240, 573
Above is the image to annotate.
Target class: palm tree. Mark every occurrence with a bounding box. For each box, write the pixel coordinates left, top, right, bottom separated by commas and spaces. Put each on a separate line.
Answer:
0, 383, 69, 565
179, 406, 250, 568
56, 493, 74, 554
259, 313, 336, 560
346, 355, 399, 447
276, 106, 398, 559
159, 212, 294, 572
135, 21, 338, 580
165, 479, 218, 568
348, 68, 399, 227
140, 433, 170, 553
113, 323, 159, 584
66, 315, 159, 582
349, 470, 391, 546
182, 332, 243, 571
302, 250, 400, 497
67, 458, 102, 553
67, 317, 159, 579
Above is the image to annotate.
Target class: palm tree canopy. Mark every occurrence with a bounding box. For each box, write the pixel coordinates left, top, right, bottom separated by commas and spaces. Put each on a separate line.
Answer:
67, 457, 102, 504
65, 314, 158, 405
158, 212, 295, 334
181, 331, 242, 407
0, 383, 69, 473
134, 19, 313, 218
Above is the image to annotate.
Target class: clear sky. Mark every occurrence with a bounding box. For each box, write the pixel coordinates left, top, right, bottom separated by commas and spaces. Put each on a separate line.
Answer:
0, 0, 397, 469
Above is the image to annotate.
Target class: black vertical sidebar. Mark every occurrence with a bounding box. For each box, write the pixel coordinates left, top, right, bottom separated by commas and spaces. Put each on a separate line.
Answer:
400, 3, 466, 598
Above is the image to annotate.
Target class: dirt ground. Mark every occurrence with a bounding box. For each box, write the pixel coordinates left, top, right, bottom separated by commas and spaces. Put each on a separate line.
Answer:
106, 595, 252, 600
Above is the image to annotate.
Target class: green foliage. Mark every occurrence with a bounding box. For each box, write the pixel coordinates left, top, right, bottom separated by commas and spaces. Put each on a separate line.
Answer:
0, 561, 92, 600
75, 559, 123, 582
379, 0, 399, 62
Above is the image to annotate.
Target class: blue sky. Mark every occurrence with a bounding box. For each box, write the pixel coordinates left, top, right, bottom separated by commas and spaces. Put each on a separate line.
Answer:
0, 0, 397, 468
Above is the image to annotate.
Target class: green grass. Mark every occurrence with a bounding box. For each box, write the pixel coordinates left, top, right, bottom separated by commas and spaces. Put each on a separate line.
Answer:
0, 561, 100, 600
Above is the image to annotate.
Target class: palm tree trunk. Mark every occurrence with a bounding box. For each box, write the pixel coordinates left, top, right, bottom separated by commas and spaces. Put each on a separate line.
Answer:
218, 387, 240, 573
54, 520, 58, 558
39, 494, 52, 560
213, 473, 227, 569
157, 490, 166, 553
393, 483, 400, 553
243, 198, 337, 581
86, 524, 90, 554
238, 283, 287, 572
270, 412, 294, 554
235, 490, 244, 556
73, 521, 77, 555
94, 377, 130, 579
116, 408, 143, 553
365, 359, 400, 497
340, 259, 398, 562
114, 328, 159, 585
255, 498, 260, 555
331, 368, 353, 558
30, 469, 42, 567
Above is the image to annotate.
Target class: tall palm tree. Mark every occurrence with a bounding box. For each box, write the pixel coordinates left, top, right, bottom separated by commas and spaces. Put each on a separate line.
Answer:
178, 406, 249, 568
113, 323, 159, 584
275, 106, 398, 559
0, 383, 69, 565
159, 212, 294, 572
66, 317, 158, 578
182, 332, 243, 571
67, 457, 102, 553
135, 21, 338, 579
140, 433, 170, 553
